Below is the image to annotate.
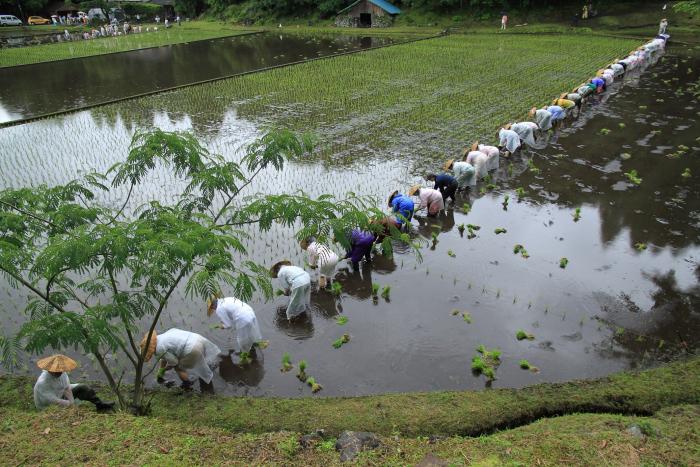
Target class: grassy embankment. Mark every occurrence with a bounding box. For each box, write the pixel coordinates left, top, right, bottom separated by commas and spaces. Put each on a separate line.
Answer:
0, 21, 260, 68
1, 358, 698, 464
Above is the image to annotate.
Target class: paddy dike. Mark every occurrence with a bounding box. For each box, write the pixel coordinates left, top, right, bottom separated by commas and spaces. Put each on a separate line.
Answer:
0, 34, 697, 398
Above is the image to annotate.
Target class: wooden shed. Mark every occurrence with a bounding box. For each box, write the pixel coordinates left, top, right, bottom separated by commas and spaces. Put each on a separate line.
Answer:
335, 0, 401, 28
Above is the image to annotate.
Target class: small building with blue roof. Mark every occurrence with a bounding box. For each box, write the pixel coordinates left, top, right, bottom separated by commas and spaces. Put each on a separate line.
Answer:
336, 0, 401, 28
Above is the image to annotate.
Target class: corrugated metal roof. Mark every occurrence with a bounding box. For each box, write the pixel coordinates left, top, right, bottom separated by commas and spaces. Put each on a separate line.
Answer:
337, 0, 401, 15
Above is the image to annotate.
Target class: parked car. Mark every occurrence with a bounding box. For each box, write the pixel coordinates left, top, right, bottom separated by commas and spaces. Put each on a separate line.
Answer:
28, 16, 50, 25
0, 14, 22, 26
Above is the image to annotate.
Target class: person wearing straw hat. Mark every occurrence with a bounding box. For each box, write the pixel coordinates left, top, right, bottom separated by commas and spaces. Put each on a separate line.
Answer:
425, 172, 458, 204
300, 237, 339, 288
529, 107, 553, 131
141, 328, 222, 391
387, 190, 415, 227
208, 296, 264, 359
508, 122, 538, 147
472, 141, 500, 172
408, 185, 444, 216
270, 261, 311, 320
341, 228, 377, 269
610, 61, 625, 77
498, 126, 521, 156
591, 76, 606, 94
444, 159, 475, 191
33, 354, 114, 411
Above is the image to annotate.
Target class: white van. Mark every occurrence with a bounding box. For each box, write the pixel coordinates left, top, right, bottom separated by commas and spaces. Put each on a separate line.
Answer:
0, 15, 22, 26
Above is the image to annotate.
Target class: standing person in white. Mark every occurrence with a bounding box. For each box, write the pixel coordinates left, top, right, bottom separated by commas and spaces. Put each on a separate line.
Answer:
271, 261, 311, 320
300, 238, 339, 288
141, 328, 222, 391
208, 296, 263, 359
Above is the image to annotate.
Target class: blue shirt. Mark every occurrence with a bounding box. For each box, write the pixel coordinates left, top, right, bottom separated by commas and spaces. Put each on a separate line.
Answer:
434, 173, 457, 191
391, 194, 414, 225
548, 105, 565, 121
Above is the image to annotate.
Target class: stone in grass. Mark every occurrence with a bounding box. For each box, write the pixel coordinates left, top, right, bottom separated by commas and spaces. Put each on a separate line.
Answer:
626, 425, 644, 439
299, 429, 325, 448
335, 431, 381, 461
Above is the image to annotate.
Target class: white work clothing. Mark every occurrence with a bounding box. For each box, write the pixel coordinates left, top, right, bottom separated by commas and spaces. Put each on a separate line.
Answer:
511, 122, 537, 147
278, 265, 311, 319
533, 108, 553, 131
34, 370, 78, 410
155, 328, 221, 383
499, 128, 521, 154
465, 150, 490, 182
452, 161, 475, 188
477, 144, 500, 171
306, 241, 339, 278
215, 297, 263, 353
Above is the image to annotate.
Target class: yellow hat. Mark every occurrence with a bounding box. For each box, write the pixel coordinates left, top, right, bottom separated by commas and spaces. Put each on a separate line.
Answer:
443, 159, 455, 171
408, 185, 420, 196
140, 331, 158, 362
270, 260, 292, 278
37, 354, 77, 373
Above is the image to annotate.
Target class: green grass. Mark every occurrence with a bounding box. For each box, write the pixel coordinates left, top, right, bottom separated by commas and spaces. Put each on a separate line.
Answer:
97, 32, 639, 171
0, 21, 259, 68
0, 358, 698, 462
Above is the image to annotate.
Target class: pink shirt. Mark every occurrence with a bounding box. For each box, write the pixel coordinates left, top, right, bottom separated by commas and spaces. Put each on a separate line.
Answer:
478, 144, 499, 158
417, 188, 443, 210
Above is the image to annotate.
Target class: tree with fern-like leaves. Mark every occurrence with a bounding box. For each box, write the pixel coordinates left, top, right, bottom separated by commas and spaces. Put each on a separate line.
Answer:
0, 128, 407, 414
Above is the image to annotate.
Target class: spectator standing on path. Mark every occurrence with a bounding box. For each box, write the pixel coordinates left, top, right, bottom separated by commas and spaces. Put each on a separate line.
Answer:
582, 4, 588, 20
136, 14, 140, 24
155, 15, 160, 24
176, 15, 181, 26
501, 13, 508, 30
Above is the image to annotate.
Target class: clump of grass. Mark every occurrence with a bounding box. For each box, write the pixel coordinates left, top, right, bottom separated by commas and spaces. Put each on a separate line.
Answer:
472, 345, 501, 381
573, 207, 581, 222
332, 333, 351, 349
625, 169, 642, 185
335, 315, 348, 325
516, 187, 525, 200
519, 359, 531, 369
239, 352, 252, 365
471, 356, 486, 373
330, 282, 343, 296
281, 352, 293, 372
467, 224, 480, 239
462, 203, 471, 214
599, 128, 611, 135
635, 242, 647, 251
371, 283, 380, 298
462, 312, 472, 323
306, 376, 322, 393
516, 329, 535, 341
559, 257, 569, 269
682, 168, 691, 178
513, 244, 529, 258
457, 223, 465, 235
447, 249, 456, 257
494, 228, 507, 234
502, 194, 509, 209
431, 231, 439, 245
381, 285, 391, 300
297, 360, 307, 381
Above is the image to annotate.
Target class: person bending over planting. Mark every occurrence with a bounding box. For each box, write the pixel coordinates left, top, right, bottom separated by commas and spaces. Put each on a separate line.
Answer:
387, 190, 415, 227
208, 295, 264, 361
141, 328, 222, 391
426, 172, 458, 204
33, 354, 115, 412
270, 260, 311, 320
341, 228, 377, 269
300, 237, 339, 289
471, 141, 500, 172
409, 185, 444, 216
498, 127, 521, 157
443, 159, 475, 191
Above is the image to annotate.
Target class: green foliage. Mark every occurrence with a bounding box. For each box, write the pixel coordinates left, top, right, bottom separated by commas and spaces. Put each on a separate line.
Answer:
519, 359, 531, 369
635, 242, 647, 251
332, 333, 350, 349
330, 282, 343, 296
335, 315, 348, 325
625, 169, 642, 185
573, 207, 581, 222
559, 257, 569, 269
371, 283, 380, 297
494, 228, 507, 234
381, 285, 391, 300
281, 352, 293, 371
516, 329, 535, 341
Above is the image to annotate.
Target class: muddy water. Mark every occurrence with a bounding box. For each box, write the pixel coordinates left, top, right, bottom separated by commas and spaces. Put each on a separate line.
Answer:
0, 43, 698, 397
0, 32, 400, 124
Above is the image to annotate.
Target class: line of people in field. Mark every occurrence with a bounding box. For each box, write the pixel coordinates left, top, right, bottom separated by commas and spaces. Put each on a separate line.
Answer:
33, 33, 671, 406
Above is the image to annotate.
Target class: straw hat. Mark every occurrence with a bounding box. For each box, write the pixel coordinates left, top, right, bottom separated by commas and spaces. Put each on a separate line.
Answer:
551, 98, 559, 105
206, 293, 222, 317
471, 141, 479, 152
529, 107, 537, 117
408, 185, 420, 196
140, 331, 158, 362
37, 354, 77, 373
387, 190, 399, 207
461, 147, 470, 160
443, 159, 455, 171
560, 92, 569, 99
270, 260, 292, 278
504, 123, 512, 130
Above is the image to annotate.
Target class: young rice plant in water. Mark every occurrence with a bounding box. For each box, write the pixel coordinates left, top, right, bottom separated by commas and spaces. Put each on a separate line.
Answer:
0, 129, 407, 414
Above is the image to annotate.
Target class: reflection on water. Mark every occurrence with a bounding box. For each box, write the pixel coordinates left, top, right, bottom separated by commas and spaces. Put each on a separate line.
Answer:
0, 32, 400, 124
0, 43, 698, 397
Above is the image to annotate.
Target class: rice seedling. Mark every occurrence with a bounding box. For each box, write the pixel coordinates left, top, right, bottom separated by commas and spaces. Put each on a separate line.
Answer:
462, 203, 471, 214
371, 283, 380, 298
615, 327, 625, 336
682, 168, 691, 178
447, 249, 456, 257
239, 352, 252, 365
381, 285, 391, 300
635, 242, 647, 251
599, 128, 611, 135
330, 282, 343, 296
502, 195, 509, 209
494, 228, 507, 234
281, 352, 293, 372
471, 356, 487, 373
335, 315, 348, 325
625, 169, 642, 185
513, 244, 529, 258
573, 207, 581, 222
462, 312, 472, 323
620, 152, 632, 160
527, 159, 541, 175
256, 340, 269, 349
639, 105, 648, 109
472, 345, 501, 381
516, 187, 526, 200
516, 329, 535, 341
618, 123, 626, 128
297, 360, 308, 381
519, 359, 531, 369
451, 309, 460, 316
559, 257, 569, 268
332, 333, 351, 349
306, 376, 323, 393
457, 223, 465, 235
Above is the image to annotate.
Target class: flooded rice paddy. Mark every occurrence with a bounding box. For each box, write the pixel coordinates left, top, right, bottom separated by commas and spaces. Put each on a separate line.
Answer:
0, 34, 698, 397
0, 32, 401, 124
